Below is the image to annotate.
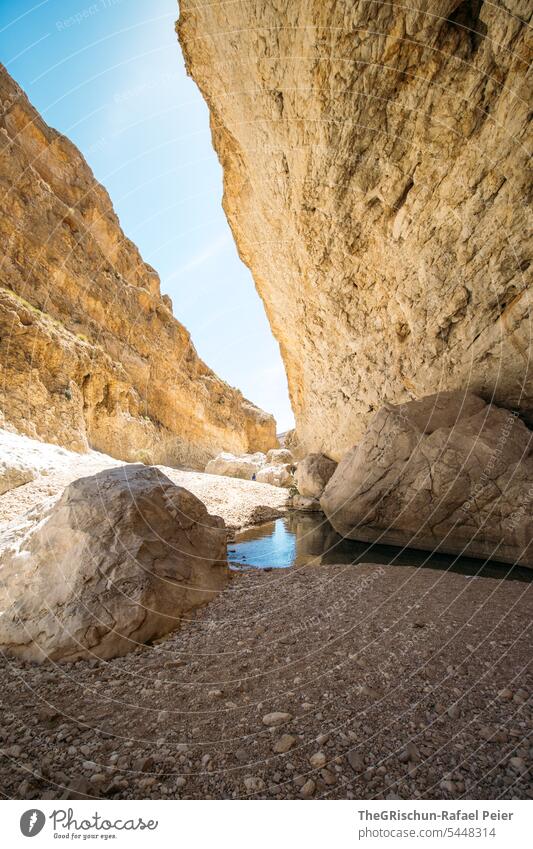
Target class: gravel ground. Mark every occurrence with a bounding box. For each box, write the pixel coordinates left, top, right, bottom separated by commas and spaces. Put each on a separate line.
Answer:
0, 562, 530, 800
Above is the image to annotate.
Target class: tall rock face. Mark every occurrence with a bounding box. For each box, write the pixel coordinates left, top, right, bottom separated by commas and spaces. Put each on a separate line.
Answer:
178, 1, 532, 460
0, 66, 276, 468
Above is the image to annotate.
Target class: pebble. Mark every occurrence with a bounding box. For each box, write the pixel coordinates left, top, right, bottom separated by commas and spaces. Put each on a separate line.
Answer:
310, 752, 327, 769
273, 734, 296, 754
347, 750, 365, 772
509, 757, 527, 774
498, 689, 513, 701
262, 712, 292, 727
320, 768, 336, 786
244, 776, 266, 793
513, 689, 528, 704
300, 779, 316, 798
135, 756, 154, 773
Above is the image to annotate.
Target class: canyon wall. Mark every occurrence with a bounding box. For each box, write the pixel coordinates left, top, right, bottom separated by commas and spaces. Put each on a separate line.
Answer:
0, 65, 276, 468
178, 0, 532, 460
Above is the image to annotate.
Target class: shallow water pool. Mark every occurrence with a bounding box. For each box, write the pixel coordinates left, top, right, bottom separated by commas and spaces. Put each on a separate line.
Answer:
228, 512, 531, 581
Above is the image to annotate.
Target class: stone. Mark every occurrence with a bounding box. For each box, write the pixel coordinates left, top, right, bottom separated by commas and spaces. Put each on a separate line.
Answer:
320, 768, 336, 786
244, 776, 266, 793
0, 465, 229, 661
300, 779, 316, 798
262, 712, 292, 727
498, 689, 513, 701
288, 494, 322, 512
178, 3, 532, 460
205, 452, 265, 480
255, 464, 294, 488
309, 752, 327, 769
296, 454, 338, 499
347, 751, 365, 772
273, 734, 296, 754
266, 448, 294, 466
0, 458, 36, 495
0, 67, 276, 467
509, 757, 527, 774
280, 429, 305, 461
135, 756, 154, 773
321, 392, 533, 567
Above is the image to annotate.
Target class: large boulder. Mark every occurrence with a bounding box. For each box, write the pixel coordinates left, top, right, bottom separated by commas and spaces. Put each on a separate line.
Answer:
0, 458, 36, 495
321, 392, 533, 567
279, 429, 306, 461
0, 465, 229, 661
296, 454, 338, 498
0, 428, 56, 495
256, 464, 294, 488
205, 451, 265, 480
288, 494, 322, 512
266, 448, 294, 466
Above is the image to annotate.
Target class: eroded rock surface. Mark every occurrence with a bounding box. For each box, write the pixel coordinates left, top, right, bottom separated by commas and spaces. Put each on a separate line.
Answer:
296, 454, 338, 499
266, 448, 294, 466
178, 1, 532, 459
0, 65, 276, 468
0, 465, 229, 661
321, 392, 533, 566
256, 463, 294, 488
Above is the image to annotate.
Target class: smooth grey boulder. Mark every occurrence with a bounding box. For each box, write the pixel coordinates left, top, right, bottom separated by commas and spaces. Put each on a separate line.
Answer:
296, 453, 338, 498
321, 391, 533, 567
0, 465, 229, 661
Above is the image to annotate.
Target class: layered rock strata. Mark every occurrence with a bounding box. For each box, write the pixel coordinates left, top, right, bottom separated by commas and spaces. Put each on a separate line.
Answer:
178, 0, 532, 459
0, 66, 276, 468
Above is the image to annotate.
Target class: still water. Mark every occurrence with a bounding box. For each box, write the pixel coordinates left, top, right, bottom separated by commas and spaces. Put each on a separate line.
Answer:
228, 512, 531, 581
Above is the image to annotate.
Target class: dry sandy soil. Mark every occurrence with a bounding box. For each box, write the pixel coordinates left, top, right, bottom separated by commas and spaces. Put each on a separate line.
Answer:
0, 429, 288, 532
0, 431, 531, 800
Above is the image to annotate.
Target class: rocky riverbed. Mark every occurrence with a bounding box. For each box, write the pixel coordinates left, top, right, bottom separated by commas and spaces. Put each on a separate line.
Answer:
0, 429, 531, 799
0, 562, 530, 800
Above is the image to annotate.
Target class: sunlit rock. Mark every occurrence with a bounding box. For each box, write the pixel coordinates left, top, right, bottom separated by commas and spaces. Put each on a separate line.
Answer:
0, 465, 229, 661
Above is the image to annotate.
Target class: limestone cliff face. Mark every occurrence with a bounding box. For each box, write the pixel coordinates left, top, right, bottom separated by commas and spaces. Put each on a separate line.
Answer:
0, 66, 276, 468
178, 0, 532, 460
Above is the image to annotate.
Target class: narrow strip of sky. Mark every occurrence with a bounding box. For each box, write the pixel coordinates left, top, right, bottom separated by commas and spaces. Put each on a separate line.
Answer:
0, 0, 294, 431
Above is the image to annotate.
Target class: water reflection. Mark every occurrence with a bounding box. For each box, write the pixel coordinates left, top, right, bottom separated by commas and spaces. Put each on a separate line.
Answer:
229, 512, 531, 581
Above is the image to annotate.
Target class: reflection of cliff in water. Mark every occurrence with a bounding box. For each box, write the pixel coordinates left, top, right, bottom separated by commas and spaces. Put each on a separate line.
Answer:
229, 513, 531, 581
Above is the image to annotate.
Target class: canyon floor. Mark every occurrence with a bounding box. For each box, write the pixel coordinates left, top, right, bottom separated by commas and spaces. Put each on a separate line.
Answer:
0, 430, 288, 533
0, 433, 531, 800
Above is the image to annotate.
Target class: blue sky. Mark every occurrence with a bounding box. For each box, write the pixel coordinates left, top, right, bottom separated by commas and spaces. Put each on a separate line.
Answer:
0, 0, 294, 432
